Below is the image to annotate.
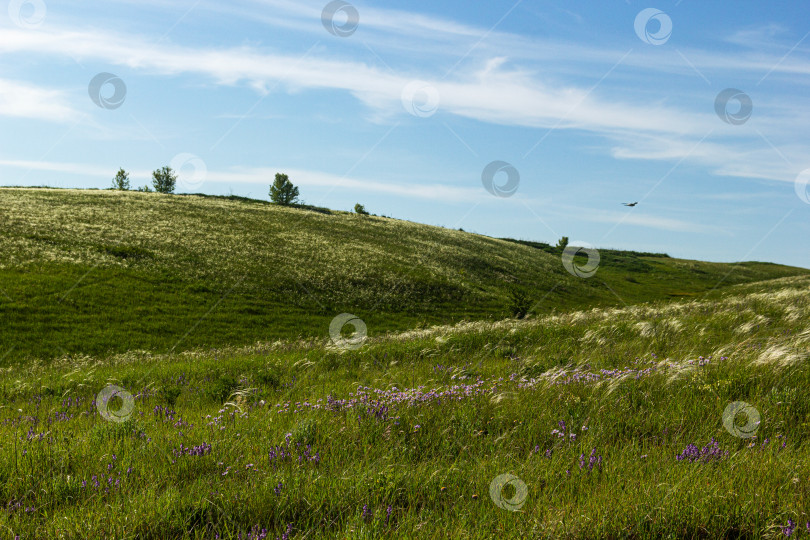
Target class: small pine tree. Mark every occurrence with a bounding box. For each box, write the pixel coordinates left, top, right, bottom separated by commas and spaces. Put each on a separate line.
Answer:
269, 173, 299, 205
111, 168, 130, 190
354, 203, 369, 215
152, 166, 177, 194
556, 236, 569, 251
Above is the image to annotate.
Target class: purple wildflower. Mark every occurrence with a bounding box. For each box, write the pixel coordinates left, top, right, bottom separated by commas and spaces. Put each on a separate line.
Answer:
587, 448, 602, 472
243, 525, 268, 539
675, 438, 728, 464
173, 442, 212, 457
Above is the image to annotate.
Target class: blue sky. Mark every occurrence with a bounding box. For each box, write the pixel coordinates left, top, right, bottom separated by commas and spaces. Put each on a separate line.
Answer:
1, 0, 809, 268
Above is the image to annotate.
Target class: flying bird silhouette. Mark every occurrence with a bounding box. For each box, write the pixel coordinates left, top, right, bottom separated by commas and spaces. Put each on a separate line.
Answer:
622, 202, 638, 207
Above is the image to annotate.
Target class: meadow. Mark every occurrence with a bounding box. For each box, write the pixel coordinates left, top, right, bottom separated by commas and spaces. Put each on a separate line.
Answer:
1, 189, 809, 538
0, 188, 803, 365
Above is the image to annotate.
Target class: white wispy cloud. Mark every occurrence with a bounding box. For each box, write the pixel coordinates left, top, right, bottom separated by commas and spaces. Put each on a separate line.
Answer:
2, 2, 808, 184
206, 167, 486, 202
0, 78, 79, 122
0, 159, 487, 202
173, 0, 810, 82
0, 26, 715, 136
583, 210, 727, 235
181, 1, 810, 80
0, 159, 113, 176
0, 158, 717, 233
610, 133, 802, 183
725, 24, 792, 48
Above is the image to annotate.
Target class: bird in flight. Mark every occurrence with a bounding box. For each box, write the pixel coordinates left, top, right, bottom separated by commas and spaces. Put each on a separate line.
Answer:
622, 202, 638, 207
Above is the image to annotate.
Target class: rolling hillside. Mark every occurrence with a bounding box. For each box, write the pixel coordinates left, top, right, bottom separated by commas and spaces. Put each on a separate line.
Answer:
0, 187, 805, 364
1, 187, 809, 538
2, 272, 809, 538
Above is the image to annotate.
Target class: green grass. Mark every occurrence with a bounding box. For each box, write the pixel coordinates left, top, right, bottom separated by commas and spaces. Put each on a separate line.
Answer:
3, 187, 810, 538
0, 187, 805, 365
1, 274, 809, 538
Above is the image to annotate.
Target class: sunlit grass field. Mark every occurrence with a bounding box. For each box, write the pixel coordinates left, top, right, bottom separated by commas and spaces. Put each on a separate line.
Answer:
1, 188, 808, 538
2, 270, 809, 538
0, 187, 805, 365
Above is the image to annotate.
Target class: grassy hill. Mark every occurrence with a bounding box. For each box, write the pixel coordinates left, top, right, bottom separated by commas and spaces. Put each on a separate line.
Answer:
1, 272, 808, 538
0, 187, 806, 364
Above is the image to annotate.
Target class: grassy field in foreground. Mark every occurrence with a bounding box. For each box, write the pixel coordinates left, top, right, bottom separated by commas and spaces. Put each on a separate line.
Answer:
1, 275, 809, 538
0, 187, 807, 365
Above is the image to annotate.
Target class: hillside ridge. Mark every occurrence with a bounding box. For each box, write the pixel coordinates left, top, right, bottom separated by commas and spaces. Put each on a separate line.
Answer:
0, 187, 806, 364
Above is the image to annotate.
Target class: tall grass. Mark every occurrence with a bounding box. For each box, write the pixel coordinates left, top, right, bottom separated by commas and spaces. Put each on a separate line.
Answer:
1, 187, 805, 364
1, 275, 809, 538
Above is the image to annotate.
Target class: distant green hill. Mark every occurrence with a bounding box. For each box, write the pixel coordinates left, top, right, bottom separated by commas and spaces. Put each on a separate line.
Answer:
0, 187, 805, 364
